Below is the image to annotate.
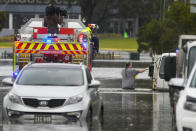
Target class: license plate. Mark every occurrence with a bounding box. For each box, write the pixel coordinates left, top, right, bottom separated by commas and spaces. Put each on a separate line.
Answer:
34, 114, 52, 124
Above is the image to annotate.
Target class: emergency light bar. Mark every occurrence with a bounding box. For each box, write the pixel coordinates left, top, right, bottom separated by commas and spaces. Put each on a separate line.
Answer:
43, 38, 61, 43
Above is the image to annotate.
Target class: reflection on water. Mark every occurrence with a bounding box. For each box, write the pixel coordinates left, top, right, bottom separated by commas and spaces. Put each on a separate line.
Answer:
2, 121, 89, 131
98, 92, 172, 131
152, 93, 172, 131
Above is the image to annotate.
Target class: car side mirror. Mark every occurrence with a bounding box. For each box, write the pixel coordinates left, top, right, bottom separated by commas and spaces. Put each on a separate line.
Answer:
2, 77, 14, 86
89, 80, 101, 88
168, 78, 184, 90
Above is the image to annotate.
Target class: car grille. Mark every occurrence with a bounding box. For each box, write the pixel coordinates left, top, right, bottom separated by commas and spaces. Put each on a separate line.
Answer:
22, 98, 66, 108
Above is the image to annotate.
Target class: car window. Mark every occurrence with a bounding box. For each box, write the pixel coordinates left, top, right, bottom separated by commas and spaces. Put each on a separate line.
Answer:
159, 56, 166, 77
188, 47, 196, 78
86, 68, 92, 84
190, 70, 196, 88
17, 67, 84, 86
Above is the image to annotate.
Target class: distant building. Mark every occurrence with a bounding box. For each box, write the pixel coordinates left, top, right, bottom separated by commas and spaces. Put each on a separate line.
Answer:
0, 0, 81, 35
107, 18, 139, 38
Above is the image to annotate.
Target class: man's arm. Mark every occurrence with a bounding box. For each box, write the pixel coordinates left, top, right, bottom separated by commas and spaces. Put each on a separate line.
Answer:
139, 68, 148, 73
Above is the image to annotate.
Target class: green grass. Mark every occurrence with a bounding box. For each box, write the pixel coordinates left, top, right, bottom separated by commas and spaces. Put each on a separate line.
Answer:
0, 41, 13, 47
0, 36, 139, 52
100, 38, 138, 51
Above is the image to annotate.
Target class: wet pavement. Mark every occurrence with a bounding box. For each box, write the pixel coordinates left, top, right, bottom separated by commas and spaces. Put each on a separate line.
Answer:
0, 65, 174, 131
100, 92, 172, 131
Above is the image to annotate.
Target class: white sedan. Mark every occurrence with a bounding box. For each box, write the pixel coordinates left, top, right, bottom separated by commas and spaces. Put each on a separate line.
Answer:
2, 63, 103, 123
172, 63, 196, 131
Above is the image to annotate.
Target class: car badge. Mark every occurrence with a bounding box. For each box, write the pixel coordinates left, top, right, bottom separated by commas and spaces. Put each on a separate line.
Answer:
39, 101, 48, 106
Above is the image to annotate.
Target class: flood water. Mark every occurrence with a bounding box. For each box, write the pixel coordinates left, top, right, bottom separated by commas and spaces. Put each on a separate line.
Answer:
0, 66, 173, 131
98, 91, 172, 131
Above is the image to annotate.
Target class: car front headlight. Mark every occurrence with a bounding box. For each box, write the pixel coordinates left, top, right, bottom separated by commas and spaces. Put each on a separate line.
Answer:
66, 94, 83, 105
8, 93, 22, 104
184, 95, 196, 112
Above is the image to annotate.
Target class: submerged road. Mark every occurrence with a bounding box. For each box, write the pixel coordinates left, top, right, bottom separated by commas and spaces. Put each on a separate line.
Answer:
0, 65, 173, 131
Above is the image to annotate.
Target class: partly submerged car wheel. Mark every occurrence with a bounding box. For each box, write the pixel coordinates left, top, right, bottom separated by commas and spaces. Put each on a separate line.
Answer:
99, 104, 104, 125
86, 106, 93, 124
2, 108, 8, 124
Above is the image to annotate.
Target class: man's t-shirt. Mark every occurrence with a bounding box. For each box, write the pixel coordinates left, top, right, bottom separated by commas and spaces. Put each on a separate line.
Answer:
44, 15, 60, 34
121, 68, 139, 89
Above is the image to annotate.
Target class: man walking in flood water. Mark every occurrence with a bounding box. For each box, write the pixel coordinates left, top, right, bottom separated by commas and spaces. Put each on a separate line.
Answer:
121, 62, 148, 89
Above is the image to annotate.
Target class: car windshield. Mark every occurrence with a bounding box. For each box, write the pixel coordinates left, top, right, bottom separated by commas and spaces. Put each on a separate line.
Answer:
190, 70, 196, 88
159, 56, 166, 76
16, 67, 84, 86
188, 47, 196, 78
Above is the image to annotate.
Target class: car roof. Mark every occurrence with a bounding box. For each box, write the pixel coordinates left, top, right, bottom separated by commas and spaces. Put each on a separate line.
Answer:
161, 53, 176, 57
26, 63, 85, 69
186, 41, 196, 49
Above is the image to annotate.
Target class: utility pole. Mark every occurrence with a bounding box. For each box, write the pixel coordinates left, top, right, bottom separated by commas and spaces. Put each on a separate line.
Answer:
163, 0, 166, 19
160, 0, 166, 20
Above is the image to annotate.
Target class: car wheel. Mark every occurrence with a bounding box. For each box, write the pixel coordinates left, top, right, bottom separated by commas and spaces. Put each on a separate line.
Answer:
99, 104, 104, 126
86, 106, 93, 124
2, 108, 8, 124
171, 110, 177, 131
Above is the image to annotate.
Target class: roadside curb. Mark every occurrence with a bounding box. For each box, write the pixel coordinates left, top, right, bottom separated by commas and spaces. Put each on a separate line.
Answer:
0, 47, 138, 52
0, 59, 12, 65
93, 60, 151, 68
100, 48, 137, 52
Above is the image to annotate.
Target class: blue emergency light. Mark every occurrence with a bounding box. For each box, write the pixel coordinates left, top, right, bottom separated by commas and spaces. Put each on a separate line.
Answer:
44, 38, 52, 43
13, 71, 19, 79
176, 48, 179, 53
83, 42, 87, 48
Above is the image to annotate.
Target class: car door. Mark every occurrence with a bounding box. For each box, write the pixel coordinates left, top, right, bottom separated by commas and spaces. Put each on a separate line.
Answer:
86, 68, 99, 117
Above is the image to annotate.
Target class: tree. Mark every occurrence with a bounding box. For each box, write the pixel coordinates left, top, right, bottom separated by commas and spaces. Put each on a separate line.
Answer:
76, 0, 160, 30
76, 0, 118, 24
76, 0, 98, 23
137, 19, 164, 54
137, 2, 196, 54
118, 0, 160, 24
0, 11, 6, 31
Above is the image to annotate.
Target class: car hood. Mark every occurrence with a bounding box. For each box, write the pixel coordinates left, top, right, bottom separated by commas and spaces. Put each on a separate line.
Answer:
11, 85, 86, 98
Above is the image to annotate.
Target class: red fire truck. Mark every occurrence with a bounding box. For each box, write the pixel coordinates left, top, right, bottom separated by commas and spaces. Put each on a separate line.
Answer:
13, 18, 98, 78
